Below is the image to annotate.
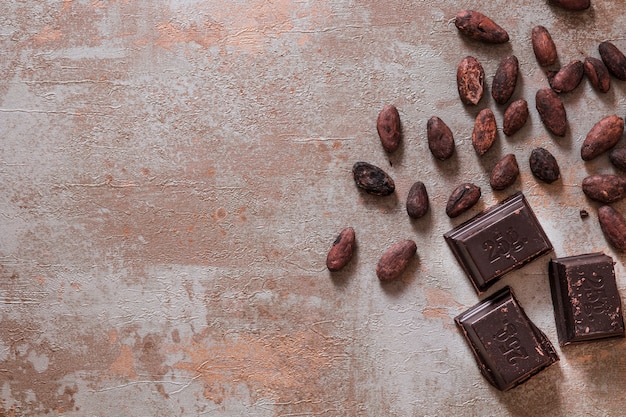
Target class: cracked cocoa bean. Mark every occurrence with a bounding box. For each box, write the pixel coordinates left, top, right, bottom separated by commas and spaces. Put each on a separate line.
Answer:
536, 87, 567, 136
609, 147, 626, 171
376, 240, 417, 281
352, 162, 395, 196
599, 41, 626, 81
457, 56, 485, 106
472, 108, 497, 156
529, 147, 560, 183
582, 174, 626, 203
531, 25, 557, 67
598, 205, 626, 251
406, 181, 429, 219
490, 154, 520, 191
581, 115, 624, 161
549, 60, 584, 93
326, 227, 356, 272
427, 116, 455, 160
377, 104, 402, 153
548, 0, 590, 10
446, 183, 481, 218
584, 57, 611, 93
503, 99, 529, 136
492, 55, 519, 105
454, 10, 509, 44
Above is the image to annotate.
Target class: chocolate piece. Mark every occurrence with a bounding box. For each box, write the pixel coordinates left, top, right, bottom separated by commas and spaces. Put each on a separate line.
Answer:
444, 192, 553, 294
549, 253, 625, 346
455, 286, 559, 391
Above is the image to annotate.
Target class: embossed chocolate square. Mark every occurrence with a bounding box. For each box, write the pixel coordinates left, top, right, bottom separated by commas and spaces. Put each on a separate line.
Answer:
549, 252, 625, 346
444, 192, 553, 294
455, 286, 559, 391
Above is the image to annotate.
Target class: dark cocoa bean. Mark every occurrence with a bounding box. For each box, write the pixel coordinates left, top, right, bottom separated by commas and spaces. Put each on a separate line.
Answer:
609, 147, 626, 171
472, 108, 497, 156
549, 60, 584, 93
446, 183, 481, 218
503, 99, 529, 136
454, 10, 509, 44
531, 26, 558, 67
536, 87, 567, 136
377, 104, 402, 153
457, 56, 485, 106
582, 174, 626, 203
548, 0, 590, 10
352, 162, 395, 196
492, 55, 519, 105
598, 205, 626, 251
427, 116, 455, 160
584, 57, 611, 93
490, 154, 520, 191
599, 41, 626, 81
529, 147, 560, 183
326, 227, 356, 272
376, 240, 417, 281
581, 115, 624, 161
406, 181, 429, 219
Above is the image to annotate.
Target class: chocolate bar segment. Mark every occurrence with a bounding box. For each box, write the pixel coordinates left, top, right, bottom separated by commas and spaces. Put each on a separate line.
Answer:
444, 192, 553, 294
455, 286, 559, 391
549, 252, 625, 345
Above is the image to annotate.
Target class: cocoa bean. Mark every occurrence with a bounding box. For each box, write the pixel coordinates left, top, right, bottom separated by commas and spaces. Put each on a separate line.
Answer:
427, 116, 455, 160
454, 10, 509, 44
609, 147, 626, 171
492, 55, 519, 105
446, 183, 481, 218
599, 41, 626, 81
582, 174, 626, 203
549, 60, 584, 93
531, 26, 558, 67
406, 181, 429, 219
472, 108, 497, 156
548, 0, 590, 10
584, 57, 611, 93
529, 147, 560, 183
581, 115, 624, 161
326, 227, 356, 272
457, 56, 485, 106
503, 99, 529, 136
535, 87, 567, 136
352, 162, 395, 196
376, 240, 417, 281
598, 205, 626, 251
490, 154, 520, 191
377, 105, 402, 153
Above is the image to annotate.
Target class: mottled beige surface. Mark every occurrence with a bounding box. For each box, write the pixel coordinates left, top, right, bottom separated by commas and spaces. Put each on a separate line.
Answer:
1, 1, 625, 416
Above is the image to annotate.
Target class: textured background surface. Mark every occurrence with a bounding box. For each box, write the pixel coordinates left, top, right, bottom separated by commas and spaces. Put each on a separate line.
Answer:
1, 1, 625, 416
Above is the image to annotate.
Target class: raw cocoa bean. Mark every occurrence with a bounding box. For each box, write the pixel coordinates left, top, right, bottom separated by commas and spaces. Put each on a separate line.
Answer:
549, 60, 584, 93
454, 10, 509, 44
535, 87, 567, 136
581, 115, 624, 161
598, 205, 626, 251
352, 162, 395, 196
446, 183, 481, 218
326, 227, 356, 272
609, 147, 626, 171
548, 0, 590, 10
472, 108, 497, 156
406, 181, 429, 219
376, 240, 417, 281
503, 99, 529, 136
584, 57, 611, 93
531, 26, 558, 67
492, 55, 519, 105
457, 56, 485, 106
582, 174, 626, 203
490, 154, 520, 191
529, 147, 560, 183
427, 116, 455, 160
599, 41, 626, 81
377, 104, 402, 153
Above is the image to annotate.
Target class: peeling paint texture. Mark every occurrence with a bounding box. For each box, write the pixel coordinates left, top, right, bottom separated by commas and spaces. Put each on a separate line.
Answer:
1, 1, 626, 416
